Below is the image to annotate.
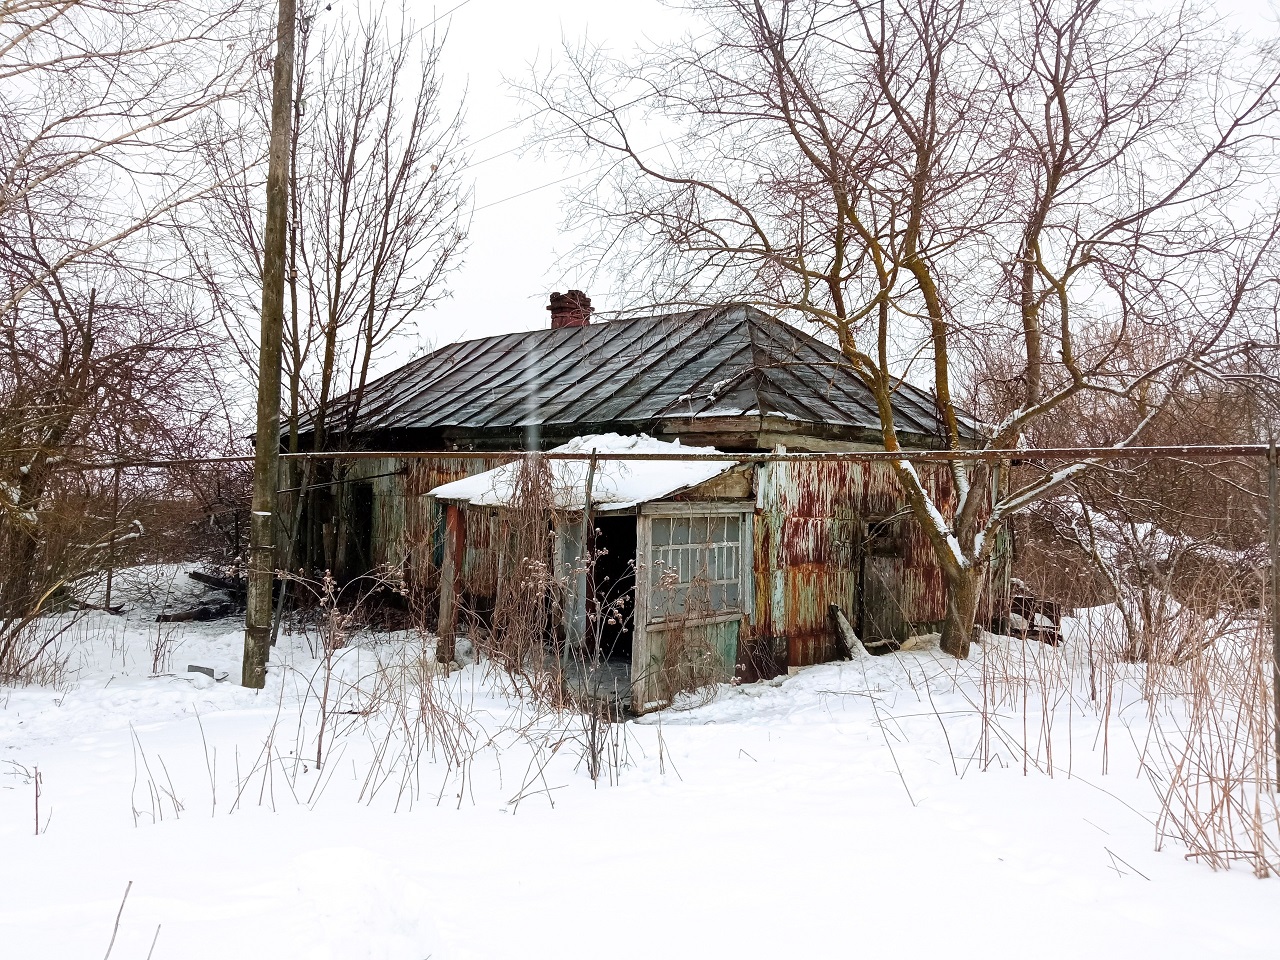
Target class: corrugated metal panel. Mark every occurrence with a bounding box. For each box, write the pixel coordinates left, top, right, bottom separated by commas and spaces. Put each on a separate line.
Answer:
753, 460, 958, 668
348, 455, 998, 683
343, 456, 499, 591
297, 306, 979, 445
461, 505, 498, 597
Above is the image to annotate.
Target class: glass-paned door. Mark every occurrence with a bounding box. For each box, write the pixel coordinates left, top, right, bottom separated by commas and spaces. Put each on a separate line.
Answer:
632, 504, 752, 711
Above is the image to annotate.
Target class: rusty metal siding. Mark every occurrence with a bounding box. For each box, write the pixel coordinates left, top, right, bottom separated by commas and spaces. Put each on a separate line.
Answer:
439, 503, 463, 638
333, 457, 400, 576
753, 460, 959, 668
460, 505, 498, 598
345, 453, 1000, 681
342, 456, 499, 592
404, 458, 499, 596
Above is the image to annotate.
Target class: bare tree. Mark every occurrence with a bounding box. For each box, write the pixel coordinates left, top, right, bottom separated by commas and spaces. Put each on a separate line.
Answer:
196, 1, 471, 572
198, 2, 470, 453
1018, 370, 1279, 661
0, 0, 257, 316
0, 254, 232, 675
0, 0, 260, 675
527, 0, 1280, 656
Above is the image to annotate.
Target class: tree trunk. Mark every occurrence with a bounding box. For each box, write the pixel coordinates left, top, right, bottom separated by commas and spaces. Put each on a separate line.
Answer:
0, 523, 39, 621
940, 570, 980, 659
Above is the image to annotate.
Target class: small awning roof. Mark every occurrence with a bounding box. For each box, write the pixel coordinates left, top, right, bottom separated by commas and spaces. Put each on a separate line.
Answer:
428, 434, 736, 512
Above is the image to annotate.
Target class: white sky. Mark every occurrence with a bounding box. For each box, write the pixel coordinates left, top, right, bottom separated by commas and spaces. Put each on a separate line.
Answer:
386, 0, 684, 357
396, 0, 1279, 359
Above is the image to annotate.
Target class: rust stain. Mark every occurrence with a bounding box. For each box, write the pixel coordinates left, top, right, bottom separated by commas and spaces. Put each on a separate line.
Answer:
345, 455, 500, 593
357, 454, 1005, 679
753, 460, 966, 670
461, 505, 499, 595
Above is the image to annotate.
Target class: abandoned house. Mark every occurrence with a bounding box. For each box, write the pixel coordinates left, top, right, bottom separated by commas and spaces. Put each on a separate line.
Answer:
298, 291, 1010, 711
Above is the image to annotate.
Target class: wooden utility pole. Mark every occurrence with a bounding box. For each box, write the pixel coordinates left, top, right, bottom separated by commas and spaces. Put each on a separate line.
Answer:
1269, 438, 1278, 785
242, 0, 297, 688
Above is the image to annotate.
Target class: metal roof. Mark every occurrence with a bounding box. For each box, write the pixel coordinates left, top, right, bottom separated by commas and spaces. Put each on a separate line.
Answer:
310, 304, 976, 444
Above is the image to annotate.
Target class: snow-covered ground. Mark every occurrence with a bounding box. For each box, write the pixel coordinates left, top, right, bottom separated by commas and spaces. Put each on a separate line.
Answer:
2, 567, 1277, 959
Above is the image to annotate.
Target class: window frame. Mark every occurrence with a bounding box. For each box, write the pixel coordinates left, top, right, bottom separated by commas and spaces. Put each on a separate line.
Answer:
636, 501, 754, 628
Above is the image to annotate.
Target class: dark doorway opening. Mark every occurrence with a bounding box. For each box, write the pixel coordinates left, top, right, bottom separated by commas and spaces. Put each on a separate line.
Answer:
347, 481, 374, 577
591, 514, 637, 661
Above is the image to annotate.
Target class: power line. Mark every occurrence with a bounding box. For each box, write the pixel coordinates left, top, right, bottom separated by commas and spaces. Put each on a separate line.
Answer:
440, 26, 722, 171
399, 0, 477, 42
306, 10, 715, 202
456, 86, 690, 171
471, 160, 608, 212
471, 135, 676, 213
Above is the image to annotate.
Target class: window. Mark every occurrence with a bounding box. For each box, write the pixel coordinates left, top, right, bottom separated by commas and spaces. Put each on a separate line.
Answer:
648, 512, 744, 619
864, 516, 901, 557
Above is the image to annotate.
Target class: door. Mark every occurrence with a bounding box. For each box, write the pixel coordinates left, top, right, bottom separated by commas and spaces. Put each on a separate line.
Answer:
632, 503, 753, 712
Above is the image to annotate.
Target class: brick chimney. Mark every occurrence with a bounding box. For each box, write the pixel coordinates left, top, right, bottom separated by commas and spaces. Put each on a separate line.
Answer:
547, 289, 592, 328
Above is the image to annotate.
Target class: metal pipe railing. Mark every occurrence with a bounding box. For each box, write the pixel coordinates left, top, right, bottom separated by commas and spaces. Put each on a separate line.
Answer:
48, 442, 1280, 472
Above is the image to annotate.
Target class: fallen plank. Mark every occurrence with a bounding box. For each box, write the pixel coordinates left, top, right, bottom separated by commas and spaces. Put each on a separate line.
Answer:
157, 601, 236, 623
187, 570, 246, 595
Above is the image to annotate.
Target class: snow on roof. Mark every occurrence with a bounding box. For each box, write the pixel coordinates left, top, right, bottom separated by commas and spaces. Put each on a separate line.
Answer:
428, 434, 736, 512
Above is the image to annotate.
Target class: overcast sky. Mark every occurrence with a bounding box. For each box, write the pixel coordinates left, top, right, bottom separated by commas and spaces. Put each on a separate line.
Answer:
398, 0, 681, 352
402, 0, 1278, 357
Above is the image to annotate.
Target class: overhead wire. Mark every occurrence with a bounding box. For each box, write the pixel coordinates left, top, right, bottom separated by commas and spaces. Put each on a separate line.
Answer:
430, 19, 722, 183
471, 135, 675, 212
304, 4, 728, 212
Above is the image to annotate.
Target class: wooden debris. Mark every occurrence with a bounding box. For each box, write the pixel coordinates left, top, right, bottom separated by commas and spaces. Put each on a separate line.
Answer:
157, 601, 235, 623
187, 570, 245, 596
828, 604, 870, 658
